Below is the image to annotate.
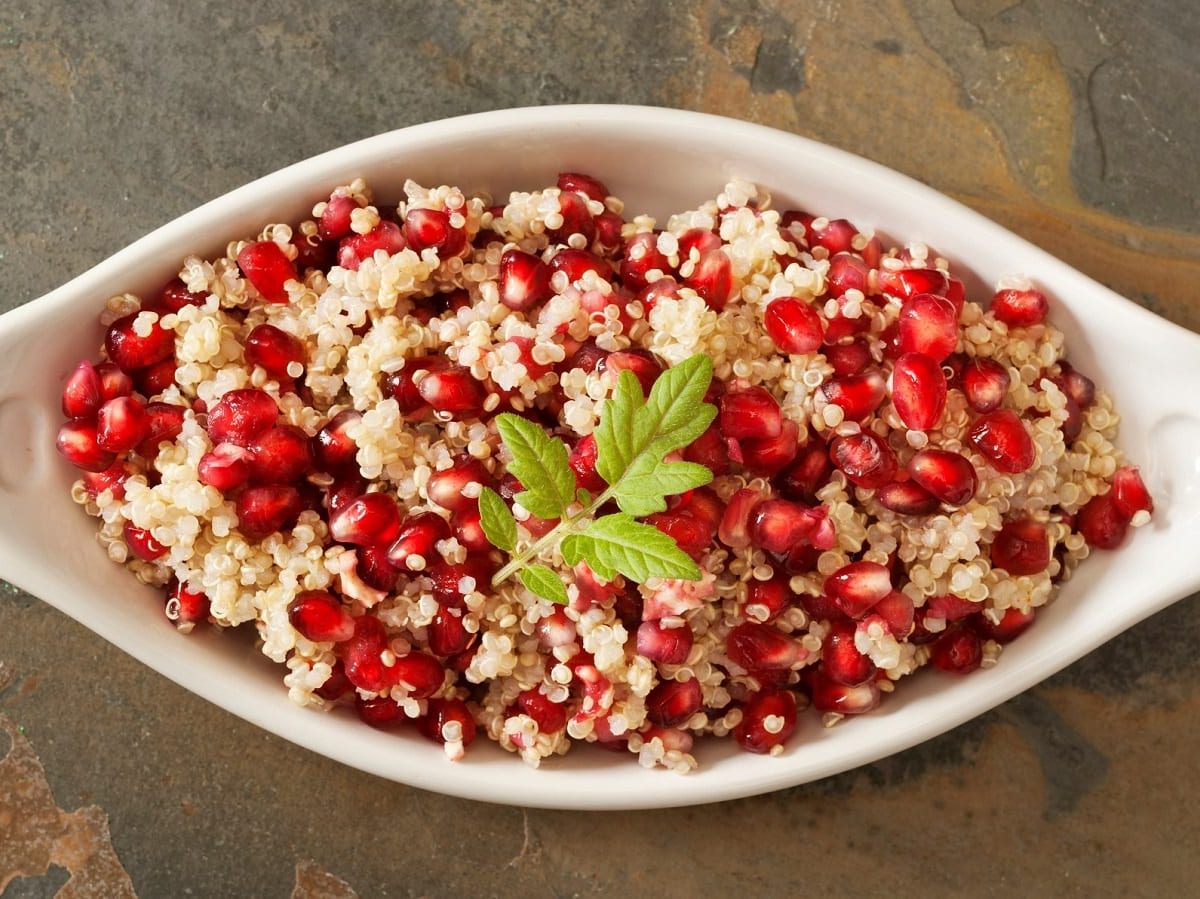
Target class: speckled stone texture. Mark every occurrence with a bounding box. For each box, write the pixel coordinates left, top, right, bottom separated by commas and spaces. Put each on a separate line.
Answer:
2, 1, 1198, 896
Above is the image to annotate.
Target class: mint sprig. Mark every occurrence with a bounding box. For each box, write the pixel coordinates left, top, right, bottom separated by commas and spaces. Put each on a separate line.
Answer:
487, 354, 717, 596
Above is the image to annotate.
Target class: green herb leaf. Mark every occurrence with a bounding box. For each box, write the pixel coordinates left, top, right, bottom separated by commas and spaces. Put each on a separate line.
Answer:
495, 413, 577, 520
520, 564, 569, 604
478, 486, 517, 553
610, 460, 714, 518
561, 513, 701, 583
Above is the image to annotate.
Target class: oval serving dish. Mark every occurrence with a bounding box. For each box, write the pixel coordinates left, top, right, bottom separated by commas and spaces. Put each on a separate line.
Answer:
1, 105, 1199, 810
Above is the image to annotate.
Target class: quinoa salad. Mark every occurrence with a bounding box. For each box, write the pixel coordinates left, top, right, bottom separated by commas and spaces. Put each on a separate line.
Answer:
54, 171, 1154, 772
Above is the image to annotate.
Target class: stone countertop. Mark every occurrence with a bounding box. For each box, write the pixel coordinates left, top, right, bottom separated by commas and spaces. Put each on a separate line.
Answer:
2, 1, 1198, 895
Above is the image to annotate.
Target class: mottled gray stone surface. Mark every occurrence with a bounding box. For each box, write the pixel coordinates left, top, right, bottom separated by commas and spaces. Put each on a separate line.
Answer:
2, 1, 1198, 896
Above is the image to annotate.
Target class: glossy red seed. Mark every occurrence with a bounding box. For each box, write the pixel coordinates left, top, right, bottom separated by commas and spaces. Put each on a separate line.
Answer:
822, 619, 876, 686
684, 249, 734, 310
718, 486, 769, 548
312, 409, 361, 474
820, 371, 886, 421
420, 698, 478, 749
557, 171, 609, 202
747, 498, 818, 553
244, 324, 305, 379
908, 449, 978, 507
134, 357, 177, 396
764, 297, 824, 354
568, 434, 606, 492
991, 287, 1049, 328
385, 513, 450, 569
825, 338, 872, 378
961, 357, 1011, 413
357, 545, 402, 593
499, 249, 553, 310
292, 229, 333, 271
61, 361, 103, 419
636, 276, 683, 313
206, 389, 278, 446
288, 591, 355, 643
96, 362, 134, 401
105, 313, 175, 373
454, 507, 491, 554
599, 349, 663, 396
810, 670, 881, 714
876, 480, 940, 515
1059, 396, 1083, 443
829, 431, 897, 489
891, 353, 947, 430
636, 620, 694, 665
337, 221, 406, 270
733, 690, 797, 754
318, 195, 360, 241
741, 575, 791, 623
124, 522, 166, 561
515, 690, 568, 733
535, 609, 577, 648
417, 366, 485, 416
1051, 363, 1096, 409
929, 627, 983, 674
81, 460, 138, 500
549, 248, 613, 283
968, 408, 1036, 474
428, 603, 473, 656
990, 518, 1050, 575
809, 218, 857, 255
236, 241, 297, 303
197, 444, 250, 492
1077, 494, 1129, 550
825, 561, 892, 618
925, 594, 978, 623
826, 253, 870, 297
676, 228, 722, 260
549, 191, 595, 244
341, 616, 394, 693
56, 420, 116, 472
645, 512, 712, 560
427, 456, 491, 513
156, 278, 207, 312
897, 294, 958, 362
740, 418, 800, 476
619, 232, 671, 290
246, 425, 312, 484
330, 492, 401, 546
594, 210, 625, 254
726, 622, 805, 670
720, 386, 782, 441
168, 581, 210, 625
236, 485, 302, 540
1111, 465, 1153, 518
356, 696, 404, 729
974, 608, 1035, 643
872, 591, 915, 637
645, 678, 703, 728
391, 652, 445, 699
314, 662, 352, 701
95, 397, 149, 453
683, 423, 730, 476
404, 207, 466, 258
137, 402, 187, 458
776, 442, 833, 502
879, 267, 949, 300
381, 356, 448, 415
425, 556, 498, 600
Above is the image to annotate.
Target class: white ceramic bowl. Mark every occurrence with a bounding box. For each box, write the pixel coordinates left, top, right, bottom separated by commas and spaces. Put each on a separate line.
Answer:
2, 105, 1198, 809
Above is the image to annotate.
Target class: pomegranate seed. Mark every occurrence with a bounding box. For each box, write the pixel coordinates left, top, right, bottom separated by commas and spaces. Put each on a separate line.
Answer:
1111, 465, 1153, 518
645, 512, 712, 560
717, 485, 769, 548
825, 338, 872, 377
1059, 396, 1083, 443
636, 620, 694, 665
137, 402, 187, 458
105, 313, 175, 373
168, 581, 210, 625
535, 609, 577, 648
198, 443, 250, 492
823, 311, 870, 344
645, 678, 703, 728
428, 602, 474, 656
961, 357, 1011, 413
391, 652, 444, 699
427, 456, 491, 513
244, 324, 304, 379
96, 362, 134, 401
420, 698, 478, 751
288, 591, 354, 643
236, 485, 302, 540
720, 386, 782, 441
236, 241, 297, 303
292, 229, 333, 272
568, 434, 606, 492
822, 619, 876, 686
876, 480, 940, 515
594, 210, 625, 255
872, 590, 915, 637
1051, 363, 1096, 409
740, 418, 800, 475
684, 249, 734, 310
809, 218, 857, 255
124, 522, 166, 560
825, 561, 891, 618
557, 171, 609, 202
330, 492, 401, 546
799, 590, 846, 622
945, 277, 966, 312
357, 545, 401, 593
381, 356, 448, 415
891, 353, 947, 430
990, 518, 1050, 575
454, 507, 491, 554
56, 420, 116, 472
135, 357, 177, 396
925, 594, 979, 624
246, 424, 312, 484
991, 287, 1049, 328
764, 297, 824, 354
318, 195, 360, 240
404, 208, 466, 258
929, 626, 983, 674
417, 366, 484, 416
1077, 493, 1129, 550
974, 608, 1035, 643
670, 487, 725, 533
549, 192, 595, 245
747, 498, 818, 553
156, 279, 208, 312
341, 615, 394, 692
337, 221, 406, 270
356, 696, 404, 729
387, 512, 452, 567
636, 276, 683, 314
312, 409, 361, 474
878, 267, 949, 299
897, 294, 958, 362
515, 689, 568, 733
61, 361, 103, 419
598, 349, 662, 395
820, 371, 886, 421
95, 397, 149, 453
829, 431, 897, 488
549, 248, 614, 283
81, 460, 138, 499
206, 388, 277, 446
826, 253, 870, 297
776, 442, 833, 502
683, 423, 730, 476
968, 409, 1036, 474
734, 690, 797, 754
619, 232, 671, 289
425, 556, 497, 600
740, 575, 791, 623
498, 249, 553, 310
314, 662, 352, 701
675, 228, 721, 260
726, 622, 805, 670
810, 670, 880, 714
908, 449, 978, 506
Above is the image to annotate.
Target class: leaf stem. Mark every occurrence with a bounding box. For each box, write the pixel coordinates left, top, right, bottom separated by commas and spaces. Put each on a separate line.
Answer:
491, 485, 617, 587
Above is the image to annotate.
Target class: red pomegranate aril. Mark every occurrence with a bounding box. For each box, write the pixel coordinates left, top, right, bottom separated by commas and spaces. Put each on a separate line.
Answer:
549, 248, 613, 283
891, 353, 947, 430
420, 698, 478, 750
990, 517, 1050, 575
671, 486, 725, 533
1059, 396, 1083, 443
326, 478, 365, 514
879, 267, 949, 300
637, 620, 694, 665
454, 508, 491, 554
341, 616, 394, 693
676, 228, 722, 260
246, 424, 312, 484
974, 608, 1035, 643
95, 397, 149, 453
741, 418, 800, 475
743, 575, 792, 622
876, 480, 940, 515
237, 240, 297, 303
929, 626, 983, 674
206, 388, 278, 446
124, 522, 166, 561
236, 485, 302, 540
387, 512, 452, 567
683, 423, 730, 476
991, 287, 1049, 328
748, 498, 819, 553
156, 278, 207, 312
720, 386, 782, 441
382, 356, 448, 415
823, 619, 876, 687
726, 622, 805, 670
872, 590, 915, 637
56, 420, 116, 472
81, 460, 137, 499
314, 662, 351, 701
945, 277, 966, 312
897, 294, 959, 362
391, 652, 445, 699
404, 207, 466, 258
800, 590, 847, 622
292, 229, 333, 272
925, 594, 978, 623
426, 556, 498, 600
619, 232, 671, 290
637, 276, 683, 313
244, 324, 305, 379
599, 349, 662, 396
1077, 494, 1129, 550
568, 434, 606, 492
288, 591, 354, 643
337, 221, 406, 270
734, 690, 797, 754
825, 561, 892, 618
810, 670, 881, 714
134, 357, 177, 396
137, 402, 186, 458
535, 609, 577, 649
357, 545, 402, 593
549, 191, 595, 245
428, 603, 474, 657
594, 210, 625, 254
820, 371, 886, 421
961, 357, 1011, 413
515, 689, 568, 733
718, 486, 768, 548
684, 249, 734, 310
777, 442, 833, 503
330, 492, 401, 546
764, 297, 824, 354
645, 678, 703, 728
105, 313, 176, 373
825, 338, 872, 378
968, 408, 1036, 474
829, 431, 897, 489
318, 195, 360, 241
499, 249, 553, 311
645, 512, 712, 560
810, 218, 857, 255
62, 361, 103, 419
356, 696, 404, 729
557, 171, 609, 202
417, 366, 485, 416
96, 362, 134, 401
198, 444, 250, 492
1051, 363, 1096, 409
427, 456, 491, 512
1111, 465, 1153, 518
312, 409, 361, 473
826, 253, 870, 297
168, 581, 210, 625
908, 449, 978, 507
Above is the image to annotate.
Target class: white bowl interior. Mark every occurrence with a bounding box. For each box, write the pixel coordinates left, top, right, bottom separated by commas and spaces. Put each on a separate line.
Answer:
1, 106, 1199, 808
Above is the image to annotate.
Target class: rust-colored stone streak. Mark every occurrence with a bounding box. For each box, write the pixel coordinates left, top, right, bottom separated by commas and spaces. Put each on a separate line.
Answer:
291, 859, 359, 899
0, 714, 135, 897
